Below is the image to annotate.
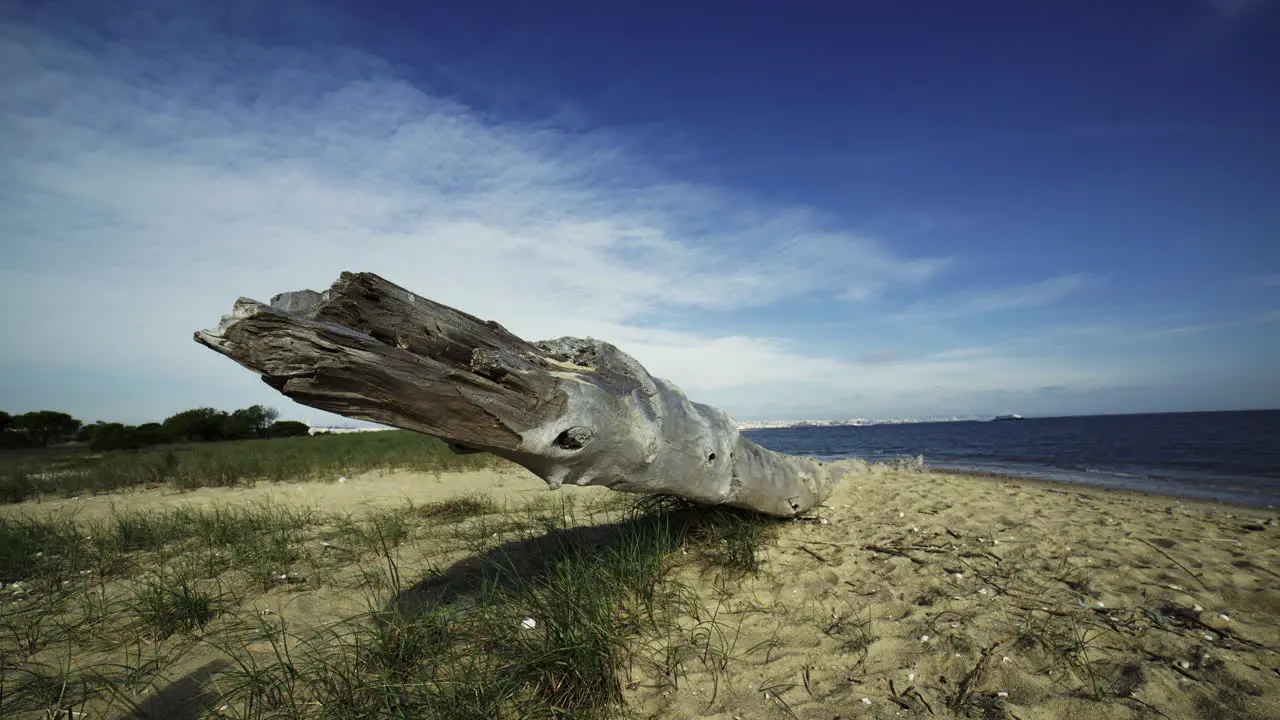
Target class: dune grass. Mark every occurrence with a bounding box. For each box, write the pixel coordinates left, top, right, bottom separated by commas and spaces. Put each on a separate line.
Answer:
7, 466, 1272, 718
0, 489, 783, 720
0, 430, 505, 503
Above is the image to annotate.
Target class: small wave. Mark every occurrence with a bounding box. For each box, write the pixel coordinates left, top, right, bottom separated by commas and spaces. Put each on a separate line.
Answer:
25, 470, 90, 481
1079, 467, 1147, 479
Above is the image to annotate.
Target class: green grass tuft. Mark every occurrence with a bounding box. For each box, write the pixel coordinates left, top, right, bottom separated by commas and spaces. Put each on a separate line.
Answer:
629, 494, 781, 575
1, 430, 507, 503
412, 494, 499, 524
1, 488, 789, 719
133, 566, 225, 638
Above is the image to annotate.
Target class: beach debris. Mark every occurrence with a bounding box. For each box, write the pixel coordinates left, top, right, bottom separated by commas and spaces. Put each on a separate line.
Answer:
337, 476, 348, 483
997, 691, 1009, 698
196, 271, 850, 517
1193, 604, 1204, 612
920, 634, 931, 643
521, 616, 537, 629
1218, 613, 1231, 621
861, 697, 873, 704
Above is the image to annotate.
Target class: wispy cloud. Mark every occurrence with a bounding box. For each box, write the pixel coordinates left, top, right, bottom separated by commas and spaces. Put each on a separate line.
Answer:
0, 5, 1268, 424
1139, 310, 1280, 340
926, 347, 994, 361
889, 274, 1096, 323
0, 8, 960, 421
857, 349, 906, 365
1241, 273, 1280, 288
1204, 0, 1273, 19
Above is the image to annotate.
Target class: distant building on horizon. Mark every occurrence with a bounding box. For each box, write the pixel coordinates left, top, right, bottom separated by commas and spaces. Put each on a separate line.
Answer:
307, 425, 395, 435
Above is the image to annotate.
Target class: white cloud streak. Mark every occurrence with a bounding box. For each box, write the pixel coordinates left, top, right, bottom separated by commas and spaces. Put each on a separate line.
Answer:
1139, 310, 1280, 340
1244, 273, 1280, 288
889, 274, 1095, 324
1204, 0, 1273, 19
0, 11, 961, 421
0, 7, 1251, 423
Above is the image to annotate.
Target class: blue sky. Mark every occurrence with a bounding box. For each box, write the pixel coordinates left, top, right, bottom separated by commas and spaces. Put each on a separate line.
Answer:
1, 0, 1277, 425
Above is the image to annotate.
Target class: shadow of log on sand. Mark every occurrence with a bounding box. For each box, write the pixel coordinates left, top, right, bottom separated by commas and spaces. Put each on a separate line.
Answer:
121, 660, 231, 720
392, 503, 776, 617
394, 517, 674, 616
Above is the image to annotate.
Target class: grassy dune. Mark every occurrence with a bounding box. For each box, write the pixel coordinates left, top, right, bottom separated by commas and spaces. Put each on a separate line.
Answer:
1, 490, 777, 720
0, 431, 503, 503
2, 434, 1278, 719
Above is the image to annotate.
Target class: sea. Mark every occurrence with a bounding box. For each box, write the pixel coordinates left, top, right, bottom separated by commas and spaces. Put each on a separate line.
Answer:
742, 410, 1280, 508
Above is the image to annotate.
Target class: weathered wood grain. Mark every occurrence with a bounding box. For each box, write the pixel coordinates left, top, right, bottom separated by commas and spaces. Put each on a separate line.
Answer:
195, 272, 843, 516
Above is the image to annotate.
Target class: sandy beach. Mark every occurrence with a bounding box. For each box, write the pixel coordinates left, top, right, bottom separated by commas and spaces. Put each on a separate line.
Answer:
4, 464, 1278, 719
634, 464, 1280, 719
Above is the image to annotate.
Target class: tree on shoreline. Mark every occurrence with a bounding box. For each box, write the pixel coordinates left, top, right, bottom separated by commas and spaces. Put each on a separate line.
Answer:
2, 406, 307, 451
8, 411, 82, 447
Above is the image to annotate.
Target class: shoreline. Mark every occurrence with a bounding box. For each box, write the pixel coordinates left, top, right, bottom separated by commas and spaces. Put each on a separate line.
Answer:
2, 460, 1276, 520
3, 464, 1278, 718
926, 465, 1279, 513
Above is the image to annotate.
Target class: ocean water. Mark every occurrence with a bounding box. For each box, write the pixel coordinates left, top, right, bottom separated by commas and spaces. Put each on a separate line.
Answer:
742, 410, 1280, 508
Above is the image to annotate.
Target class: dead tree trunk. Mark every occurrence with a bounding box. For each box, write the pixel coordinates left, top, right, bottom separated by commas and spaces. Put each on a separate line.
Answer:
194, 272, 844, 516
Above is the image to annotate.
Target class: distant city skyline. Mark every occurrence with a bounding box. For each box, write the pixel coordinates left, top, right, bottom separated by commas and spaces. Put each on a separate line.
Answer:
2, 1, 1277, 425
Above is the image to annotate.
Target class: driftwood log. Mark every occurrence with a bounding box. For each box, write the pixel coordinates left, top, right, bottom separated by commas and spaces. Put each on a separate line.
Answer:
195, 272, 844, 516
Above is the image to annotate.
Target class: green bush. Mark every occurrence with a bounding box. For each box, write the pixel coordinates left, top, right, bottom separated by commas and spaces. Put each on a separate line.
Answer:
87, 423, 146, 452
162, 407, 228, 442
1, 430, 504, 503
267, 420, 311, 438
8, 411, 81, 447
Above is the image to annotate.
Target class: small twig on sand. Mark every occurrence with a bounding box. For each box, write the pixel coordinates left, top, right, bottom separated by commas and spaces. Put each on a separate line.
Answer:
1136, 538, 1209, 590
947, 643, 999, 712
1142, 649, 1200, 683
799, 546, 835, 565
863, 545, 927, 565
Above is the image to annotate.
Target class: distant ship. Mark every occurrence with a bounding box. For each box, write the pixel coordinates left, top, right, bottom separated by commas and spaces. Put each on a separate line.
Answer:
990, 414, 1024, 421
